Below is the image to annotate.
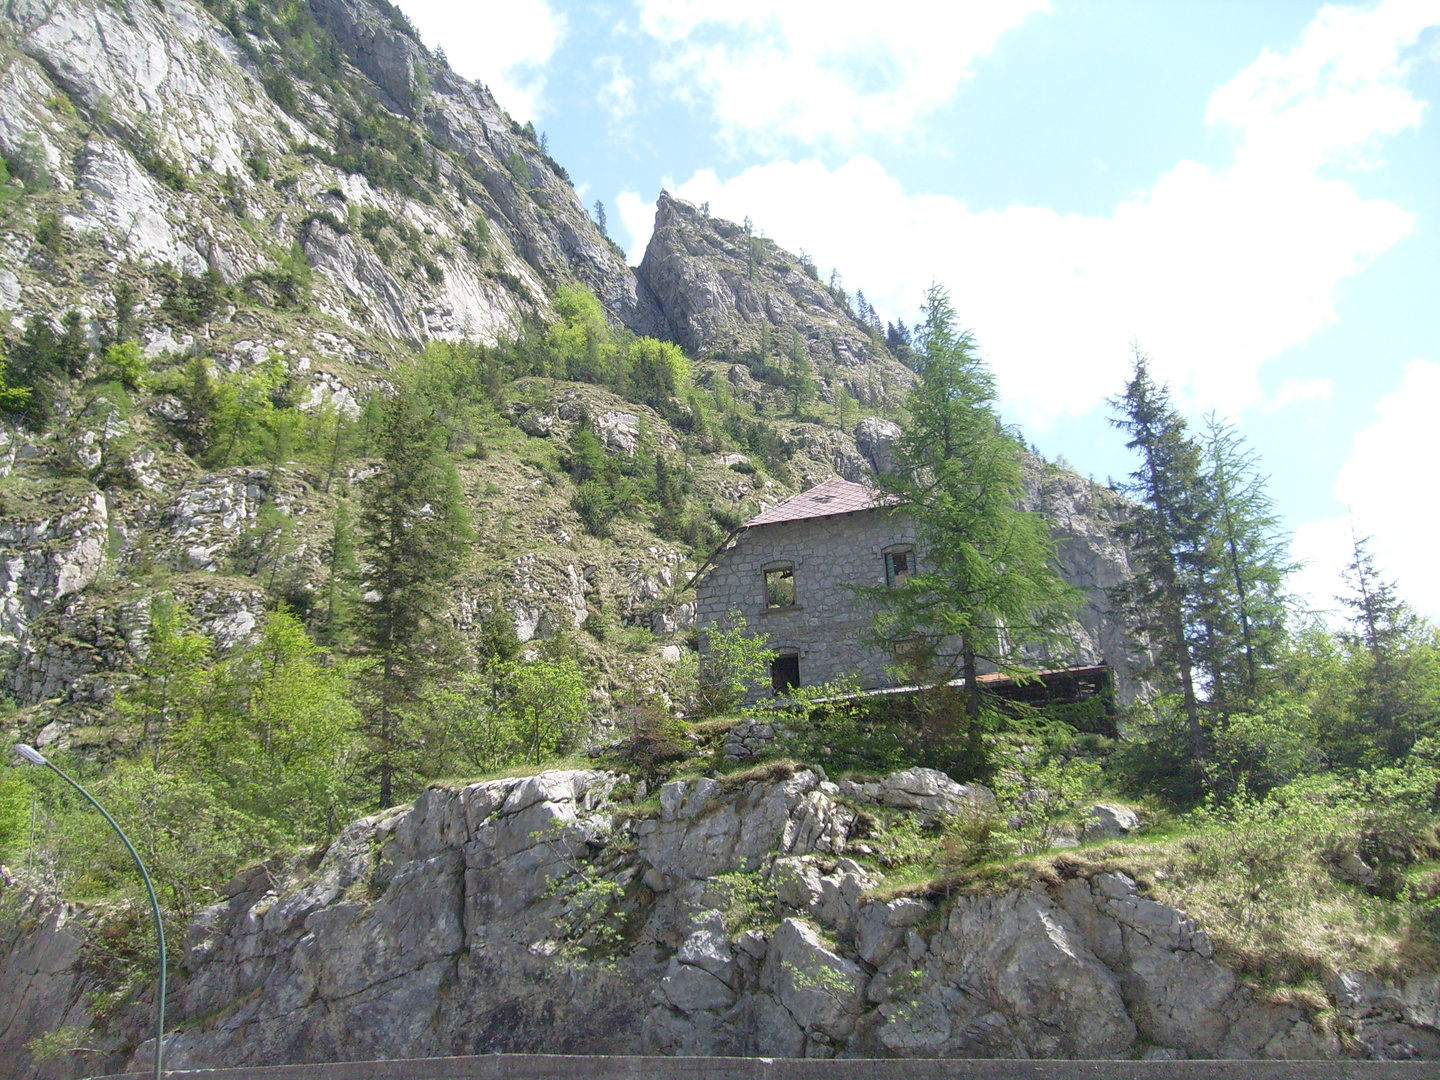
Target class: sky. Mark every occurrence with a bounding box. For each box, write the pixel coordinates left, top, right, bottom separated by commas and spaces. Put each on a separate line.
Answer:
399, 0, 1440, 622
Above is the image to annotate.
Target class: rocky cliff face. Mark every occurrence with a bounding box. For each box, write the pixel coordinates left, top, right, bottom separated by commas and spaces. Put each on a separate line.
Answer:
0, 0, 664, 347
637, 193, 914, 405
2, 766, 1435, 1076
1022, 456, 1147, 699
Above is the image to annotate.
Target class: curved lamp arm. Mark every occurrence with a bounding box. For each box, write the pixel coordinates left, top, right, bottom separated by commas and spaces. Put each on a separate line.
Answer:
14, 744, 166, 1080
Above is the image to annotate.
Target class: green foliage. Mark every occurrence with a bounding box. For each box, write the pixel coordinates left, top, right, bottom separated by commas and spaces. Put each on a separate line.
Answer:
1196, 415, 1291, 706
206, 353, 296, 467
1150, 761, 1440, 990
250, 241, 312, 309
405, 340, 501, 454
1109, 351, 1211, 748
873, 284, 1077, 731
506, 151, 532, 187
159, 266, 223, 326
495, 656, 590, 764
229, 500, 295, 586
319, 499, 359, 647
461, 215, 490, 260
630, 337, 690, 404
990, 739, 1103, 854
787, 330, 815, 416
100, 341, 147, 391
24, 1025, 93, 1065
115, 596, 213, 760
431, 655, 590, 771
10, 132, 52, 189
354, 389, 473, 806
326, 99, 434, 198
0, 766, 30, 861
34, 211, 65, 259
169, 609, 361, 838
1333, 533, 1440, 764
3, 311, 89, 427
696, 612, 775, 716
173, 355, 219, 457
51, 756, 276, 916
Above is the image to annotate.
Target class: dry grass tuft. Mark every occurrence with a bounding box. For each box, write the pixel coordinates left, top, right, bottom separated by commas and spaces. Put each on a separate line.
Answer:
717, 758, 804, 792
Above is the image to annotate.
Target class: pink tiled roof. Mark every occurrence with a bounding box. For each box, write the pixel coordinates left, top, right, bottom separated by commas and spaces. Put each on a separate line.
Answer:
745, 477, 897, 527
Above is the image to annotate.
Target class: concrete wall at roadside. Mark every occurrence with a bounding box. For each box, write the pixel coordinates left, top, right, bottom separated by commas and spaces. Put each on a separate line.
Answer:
87, 1052, 1440, 1080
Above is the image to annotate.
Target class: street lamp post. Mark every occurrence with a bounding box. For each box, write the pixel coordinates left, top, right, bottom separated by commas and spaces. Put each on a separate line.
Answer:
13, 744, 166, 1080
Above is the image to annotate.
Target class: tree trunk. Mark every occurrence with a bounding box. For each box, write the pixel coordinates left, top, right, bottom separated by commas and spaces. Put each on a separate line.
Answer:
963, 646, 980, 730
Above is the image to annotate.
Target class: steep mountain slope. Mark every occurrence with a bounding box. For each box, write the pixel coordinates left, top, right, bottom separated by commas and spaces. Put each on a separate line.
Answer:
0, 0, 1137, 746
0, 0, 662, 347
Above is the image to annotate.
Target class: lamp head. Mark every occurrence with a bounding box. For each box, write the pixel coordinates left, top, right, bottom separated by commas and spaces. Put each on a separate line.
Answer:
13, 743, 46, 766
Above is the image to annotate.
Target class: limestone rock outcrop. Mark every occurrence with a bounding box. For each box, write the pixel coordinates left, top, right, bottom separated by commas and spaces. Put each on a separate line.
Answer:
637, 193, 914, 405
1022, 455, 1147, 701
0, 0, 660, 351
3, 766, 1434, 1076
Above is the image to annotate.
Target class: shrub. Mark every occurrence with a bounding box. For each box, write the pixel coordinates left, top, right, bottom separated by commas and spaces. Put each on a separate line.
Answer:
101, 341, 147, 391
696, 613, 774, 716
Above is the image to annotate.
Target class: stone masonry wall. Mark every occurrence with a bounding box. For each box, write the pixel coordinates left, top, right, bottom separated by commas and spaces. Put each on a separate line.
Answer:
696, 510, 916, 694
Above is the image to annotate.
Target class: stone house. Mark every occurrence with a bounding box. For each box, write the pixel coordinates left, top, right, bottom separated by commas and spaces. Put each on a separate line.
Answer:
694, 478, 917, 694
695, 477, 1125, 703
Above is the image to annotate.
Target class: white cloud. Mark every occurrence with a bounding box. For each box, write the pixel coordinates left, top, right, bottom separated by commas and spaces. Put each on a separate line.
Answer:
400, 0, 566, 121
1208, 0, 1434, 171
622, 0, 1434, 427
636, 0, 1049, 148
597, 56, 637, 123
616, 188, 662, 258
1266, 377, 1334, 411
1290, 358, 1440, 620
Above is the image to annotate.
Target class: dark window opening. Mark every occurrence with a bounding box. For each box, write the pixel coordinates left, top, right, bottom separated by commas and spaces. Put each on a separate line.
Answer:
771, 654, 800, 694
765, 567, 795, 607
885, 549, 913, 587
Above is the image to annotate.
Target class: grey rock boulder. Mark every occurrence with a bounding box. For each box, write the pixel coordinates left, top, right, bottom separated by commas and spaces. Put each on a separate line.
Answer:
1085, 803, 1141, 841
761, 918, 867, 1041
876, 767, 996, 823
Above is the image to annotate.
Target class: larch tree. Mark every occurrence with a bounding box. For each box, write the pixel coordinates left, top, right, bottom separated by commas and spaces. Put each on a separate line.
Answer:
1194, 414, 1291, 707
355, 388, 473, 808
873, 284, 1077, 736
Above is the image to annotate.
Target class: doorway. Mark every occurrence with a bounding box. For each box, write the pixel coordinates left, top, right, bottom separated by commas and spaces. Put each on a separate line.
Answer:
771, 653, 800, 694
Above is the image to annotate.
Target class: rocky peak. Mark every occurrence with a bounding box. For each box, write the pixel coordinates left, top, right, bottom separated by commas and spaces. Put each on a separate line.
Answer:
636, 192, 913, 404
306, 0, 669, 339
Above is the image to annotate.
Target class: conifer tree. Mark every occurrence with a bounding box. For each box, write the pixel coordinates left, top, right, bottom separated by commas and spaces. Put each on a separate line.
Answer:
58, 309, 89, 379
1194, 415, 1290, 705
873, 284, 1077, 736
355, 389, 472, 807
788, 329, 815, 416
1336, 531, 1437, 762
319, 499, 359, 648
1109, 351, 1210, 753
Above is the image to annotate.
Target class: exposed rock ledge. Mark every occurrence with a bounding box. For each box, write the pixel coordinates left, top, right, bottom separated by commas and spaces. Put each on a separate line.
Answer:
2, 769, 1437, 1077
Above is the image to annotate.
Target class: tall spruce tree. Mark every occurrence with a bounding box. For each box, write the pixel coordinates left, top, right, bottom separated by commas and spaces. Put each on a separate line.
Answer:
319, 499, 359, 648
874, 284, 1077, 734
1109, 351, 1210, 753
355, 389, 472, 807
1336, 531, 1436, 762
